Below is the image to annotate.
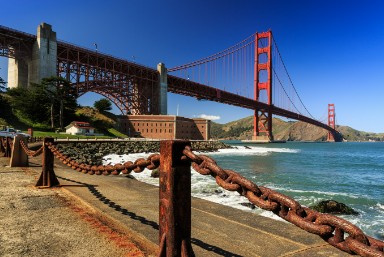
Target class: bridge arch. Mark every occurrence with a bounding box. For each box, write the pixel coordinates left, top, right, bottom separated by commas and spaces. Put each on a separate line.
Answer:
72, 81, 157, 115
69, 78, 159, 115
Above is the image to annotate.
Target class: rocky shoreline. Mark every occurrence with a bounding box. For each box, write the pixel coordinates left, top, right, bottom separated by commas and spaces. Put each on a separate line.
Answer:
55, 140, 231, 166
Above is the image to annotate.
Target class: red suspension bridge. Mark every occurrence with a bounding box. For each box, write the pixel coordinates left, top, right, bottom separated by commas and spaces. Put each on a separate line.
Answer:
0, 23, 342, 141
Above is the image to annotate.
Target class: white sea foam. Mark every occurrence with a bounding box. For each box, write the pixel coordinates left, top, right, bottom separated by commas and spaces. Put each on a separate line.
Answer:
102, 151, 287, 222
376, 203, 384, 212
102, 145, 299, 165
207, 146, 299, 156
102, 149, 383, 233
272, 186, 363, 199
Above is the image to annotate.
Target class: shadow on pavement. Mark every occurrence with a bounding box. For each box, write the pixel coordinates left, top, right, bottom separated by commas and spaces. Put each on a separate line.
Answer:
57, 175, 243, 257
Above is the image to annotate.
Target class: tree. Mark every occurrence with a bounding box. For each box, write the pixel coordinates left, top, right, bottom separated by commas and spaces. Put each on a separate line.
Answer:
0, 77, 7, 115
0, 76, 6, 92
94, 98, 112, 112
40, 77, 78, 129
7, 76, 77, 129
7, 84, 51, 124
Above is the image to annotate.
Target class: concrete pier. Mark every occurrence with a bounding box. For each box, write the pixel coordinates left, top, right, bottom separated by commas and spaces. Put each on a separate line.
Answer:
29, 23, 57, 85
158, 63, 168, 115
7, 23, 57, 88
7, 58, 29, 88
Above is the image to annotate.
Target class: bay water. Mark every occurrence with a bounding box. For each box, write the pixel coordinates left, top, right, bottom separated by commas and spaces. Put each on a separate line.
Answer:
103, 141, 384, 240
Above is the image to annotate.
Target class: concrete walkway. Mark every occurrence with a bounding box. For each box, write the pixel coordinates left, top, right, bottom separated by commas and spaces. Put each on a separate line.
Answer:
1, 155, 350, 256
0, 156, 153, 257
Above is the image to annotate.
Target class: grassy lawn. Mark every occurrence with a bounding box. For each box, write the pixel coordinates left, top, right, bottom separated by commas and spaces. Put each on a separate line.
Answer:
30, 131, 115, 139
0, 97, 130, 140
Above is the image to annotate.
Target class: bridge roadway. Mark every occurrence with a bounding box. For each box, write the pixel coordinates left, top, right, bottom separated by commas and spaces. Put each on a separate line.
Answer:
22, 156, 347, 257
167, 75, 341, 139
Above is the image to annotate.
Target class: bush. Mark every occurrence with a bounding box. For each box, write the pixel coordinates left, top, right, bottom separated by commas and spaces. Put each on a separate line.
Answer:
94, 98, 112, 112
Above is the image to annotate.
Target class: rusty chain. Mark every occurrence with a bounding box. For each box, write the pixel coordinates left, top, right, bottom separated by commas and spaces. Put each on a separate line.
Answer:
0, 137, 7, 149
19, 139, 44, 157
7, 137, 13, 149
47, 142, 160, 175
41, 140, 383, 256
182, 145, 384, 257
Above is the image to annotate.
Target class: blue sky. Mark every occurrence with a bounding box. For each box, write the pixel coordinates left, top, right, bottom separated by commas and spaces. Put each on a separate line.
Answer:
1, 0, 384, 132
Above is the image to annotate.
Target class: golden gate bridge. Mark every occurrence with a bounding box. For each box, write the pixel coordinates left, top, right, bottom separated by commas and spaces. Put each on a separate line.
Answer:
0, 23, 342, 142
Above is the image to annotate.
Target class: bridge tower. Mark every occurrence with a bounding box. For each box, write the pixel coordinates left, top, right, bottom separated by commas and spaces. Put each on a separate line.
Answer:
252, 31, 273, 142
327, 103, 336, 141
7, 23, 57, 88
158, 63, 168, 115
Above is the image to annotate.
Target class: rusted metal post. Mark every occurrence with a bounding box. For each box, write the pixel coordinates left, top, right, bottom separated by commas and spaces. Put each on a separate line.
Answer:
35, 137, 60, 188
10, 134, 29, 167
0, 137, 5, 155
5, 137, 12, 157
158, 140, 195, 257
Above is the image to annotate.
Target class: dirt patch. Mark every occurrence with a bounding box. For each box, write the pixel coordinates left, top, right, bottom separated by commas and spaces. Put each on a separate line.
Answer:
61, 191, 155, 257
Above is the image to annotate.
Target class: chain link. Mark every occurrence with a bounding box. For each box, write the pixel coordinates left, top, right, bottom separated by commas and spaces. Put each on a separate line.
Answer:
38, 141, 384, 256
1, 137, 7, 149
183, 146, 384, 257
47, 142, 160, 175
7, 137, 13, 149
19, 139, 44, 157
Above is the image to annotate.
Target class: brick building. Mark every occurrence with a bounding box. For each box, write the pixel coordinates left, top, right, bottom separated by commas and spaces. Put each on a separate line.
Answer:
118, 115, 210, 140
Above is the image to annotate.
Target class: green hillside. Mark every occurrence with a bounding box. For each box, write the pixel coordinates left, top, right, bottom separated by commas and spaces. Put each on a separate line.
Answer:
210, 116, 384, 142
0, 92, 127, 138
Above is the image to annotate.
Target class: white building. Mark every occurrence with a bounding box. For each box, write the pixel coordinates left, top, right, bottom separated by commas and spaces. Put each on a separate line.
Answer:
65, 121, 95, 135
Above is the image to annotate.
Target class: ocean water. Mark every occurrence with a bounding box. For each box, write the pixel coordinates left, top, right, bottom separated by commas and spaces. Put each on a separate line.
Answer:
102, 141, 384, 240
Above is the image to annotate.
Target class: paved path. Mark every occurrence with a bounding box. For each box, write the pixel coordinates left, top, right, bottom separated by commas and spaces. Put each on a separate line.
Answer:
0, 156, 154, 257
1, 154, 350, 256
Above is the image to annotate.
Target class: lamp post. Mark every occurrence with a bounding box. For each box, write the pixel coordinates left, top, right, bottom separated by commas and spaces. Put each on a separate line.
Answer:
58, 83, 64, 130
94, 43, 98, 53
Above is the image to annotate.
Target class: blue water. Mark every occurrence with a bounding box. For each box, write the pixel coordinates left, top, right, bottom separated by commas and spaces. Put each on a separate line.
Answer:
213, 141, 384, 240
104, 141, 384, 240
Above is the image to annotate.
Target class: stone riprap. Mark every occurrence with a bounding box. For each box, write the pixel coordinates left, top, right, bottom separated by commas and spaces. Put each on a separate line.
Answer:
310, 200, 359, 215
55, 140, 230, 166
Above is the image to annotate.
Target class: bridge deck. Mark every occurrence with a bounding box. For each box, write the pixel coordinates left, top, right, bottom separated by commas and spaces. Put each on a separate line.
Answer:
18, 157, 348, 257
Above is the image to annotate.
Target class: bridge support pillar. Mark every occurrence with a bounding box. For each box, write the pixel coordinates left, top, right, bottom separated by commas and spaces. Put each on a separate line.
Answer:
158, 63, 168, 115
8, 58, 29, 89
327, 103, 336, 142
7, 23, 57, 88
29, 23, 57, 85
252, 109, 273, 142
252, 31, 274, 142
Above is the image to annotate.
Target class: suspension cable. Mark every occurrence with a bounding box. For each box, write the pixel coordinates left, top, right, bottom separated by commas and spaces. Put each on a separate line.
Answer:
169, 34, 255, 72
271, 35, 315, 119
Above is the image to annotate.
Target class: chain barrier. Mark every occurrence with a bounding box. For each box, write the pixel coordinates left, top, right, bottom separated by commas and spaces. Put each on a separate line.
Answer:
182, 145, 384, 257
19, 139, 44, 157
0, 137, 6, 150
30, 140, 383, 256
46, 141, 160, 175
7, 137, 13, 149
0, 137, 11, 157
1, 138, 5, 148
